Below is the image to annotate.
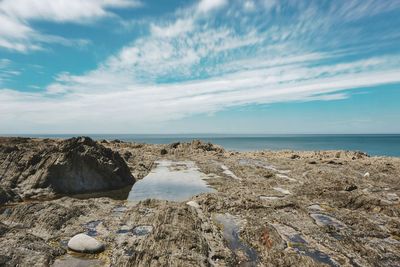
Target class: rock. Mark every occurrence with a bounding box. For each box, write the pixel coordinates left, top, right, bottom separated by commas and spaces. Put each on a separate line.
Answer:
160, 148, 168, 155
67, 233, 104, 253
169, 142, 180, 149
123, 151, 133, 160
0, 137, 135, 198
0, 187, 19, 204
290, 154, 300, 159
345, 184, 358, 192
364, 172, 370, 178
387, 193, 399, 202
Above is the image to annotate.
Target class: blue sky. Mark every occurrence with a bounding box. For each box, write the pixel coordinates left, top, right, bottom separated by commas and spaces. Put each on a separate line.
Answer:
0, 0, 399, 134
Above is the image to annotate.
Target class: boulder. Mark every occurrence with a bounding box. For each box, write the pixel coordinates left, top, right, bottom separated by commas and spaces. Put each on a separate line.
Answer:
0, 137, 135, 199
67, 234, 104, 253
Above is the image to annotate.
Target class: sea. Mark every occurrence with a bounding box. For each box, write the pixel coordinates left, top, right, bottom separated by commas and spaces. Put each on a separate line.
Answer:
5, 134, 400, 157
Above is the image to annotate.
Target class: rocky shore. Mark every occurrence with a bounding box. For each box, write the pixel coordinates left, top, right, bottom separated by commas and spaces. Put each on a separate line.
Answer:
0, 137, 399, 266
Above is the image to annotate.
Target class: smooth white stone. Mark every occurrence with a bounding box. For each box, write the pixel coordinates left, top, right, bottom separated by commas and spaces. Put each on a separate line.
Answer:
67, 233, 104, 253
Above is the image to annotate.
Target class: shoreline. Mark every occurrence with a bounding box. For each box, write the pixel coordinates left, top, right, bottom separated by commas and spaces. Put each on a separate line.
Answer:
0, 136, 399, 266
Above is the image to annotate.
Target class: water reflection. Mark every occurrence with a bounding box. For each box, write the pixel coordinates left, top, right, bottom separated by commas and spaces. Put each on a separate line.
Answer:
128, 160, 215, 202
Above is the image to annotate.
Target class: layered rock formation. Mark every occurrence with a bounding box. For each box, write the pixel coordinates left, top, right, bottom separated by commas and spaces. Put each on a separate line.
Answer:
0, 137, 135, 200
0, 137, 399, 266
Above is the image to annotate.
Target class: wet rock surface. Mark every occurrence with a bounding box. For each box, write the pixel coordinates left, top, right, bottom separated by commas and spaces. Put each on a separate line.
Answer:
0, 137, 399, 266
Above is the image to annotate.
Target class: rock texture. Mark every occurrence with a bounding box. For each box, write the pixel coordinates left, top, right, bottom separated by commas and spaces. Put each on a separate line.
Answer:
0, 137, 399, 267
0, 137, 135, 200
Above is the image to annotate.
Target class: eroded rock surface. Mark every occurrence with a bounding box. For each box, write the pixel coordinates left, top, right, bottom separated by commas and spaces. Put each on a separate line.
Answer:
0, 137, 135, 200
0, 137, 399, 267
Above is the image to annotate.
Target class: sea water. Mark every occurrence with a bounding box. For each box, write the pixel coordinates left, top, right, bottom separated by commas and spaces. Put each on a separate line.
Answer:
9, 134, 400, 157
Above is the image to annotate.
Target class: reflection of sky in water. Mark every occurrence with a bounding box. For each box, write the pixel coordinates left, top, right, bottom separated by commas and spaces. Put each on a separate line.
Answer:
128, 160, 215, 202
273, 223, 339, 267
52, 254, 105, 267
214, 213, 259, 266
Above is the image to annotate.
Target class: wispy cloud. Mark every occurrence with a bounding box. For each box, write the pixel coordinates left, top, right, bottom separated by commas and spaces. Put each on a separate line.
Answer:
0, 59, 20, 86
0, 0, 142, 52
0, 0, 400, 132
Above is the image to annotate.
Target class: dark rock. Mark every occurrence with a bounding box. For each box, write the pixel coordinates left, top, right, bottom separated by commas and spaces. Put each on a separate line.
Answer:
290, 154, 300, 159
169, 142, 180, 149
123, 151, 133, 160
354, 151, 369, 159
0, 187, 18, 204
160, 149, 168, 155
0, 137, 135, 198
190, 140, 224, 153
345, 184, 358, 192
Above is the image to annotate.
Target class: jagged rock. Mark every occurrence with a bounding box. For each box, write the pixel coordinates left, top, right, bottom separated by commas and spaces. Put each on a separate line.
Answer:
345, 184, 358, 192
0, 137, 135, 199
123, 151, 133, 160
68, 234, 104, 253
190, 140, 224, 153
0, 187, 18, 204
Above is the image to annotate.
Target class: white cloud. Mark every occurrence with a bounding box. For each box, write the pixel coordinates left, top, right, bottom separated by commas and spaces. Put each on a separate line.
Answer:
1, 0, 400, 133
0, 0, 141, 23
0, 59, 21, 86
150, 19, 194, 38
197, 0, 228, 13
0, 0, 141, 52
243, 1, 256, 12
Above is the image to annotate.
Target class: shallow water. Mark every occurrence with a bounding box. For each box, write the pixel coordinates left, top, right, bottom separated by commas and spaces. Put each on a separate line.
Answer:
83, 220, 102, 237
23, 134, 400, 157
272, 223, 339, 267
128, 160, 215, 202
133, 225, 153, 236
221, 164, 241, 180
214, 213, 259, 266
259, 195, 282, 201
52, 254, 105, 267
310, 213, 346, 229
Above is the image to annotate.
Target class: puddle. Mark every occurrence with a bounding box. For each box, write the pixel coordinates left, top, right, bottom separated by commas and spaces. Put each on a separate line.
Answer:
133, 225, 153, 236
272, 223, 339, 267
83, 220, 102, 237
273, 187, 291, 195
116, 225, 131, 235
259, 196, 282, 201
310, 214, 346, 229
52, 254, 106, 267
276, 174, 297, 182
112, 206, 127, 217
221, 164, 241, 180
128, 160, 215, 202
239, 159, 291, 175
214, 213, 259, 266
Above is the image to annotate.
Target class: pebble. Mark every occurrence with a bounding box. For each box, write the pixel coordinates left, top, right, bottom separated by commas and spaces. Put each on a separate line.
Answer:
363, 172, 370, 178
67, 233, 104, 253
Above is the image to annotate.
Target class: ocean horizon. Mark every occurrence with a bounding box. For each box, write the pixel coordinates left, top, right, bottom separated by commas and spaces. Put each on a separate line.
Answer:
3, 134, 400, 157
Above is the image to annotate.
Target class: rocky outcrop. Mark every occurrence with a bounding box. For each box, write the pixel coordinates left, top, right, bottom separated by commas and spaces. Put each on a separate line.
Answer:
0, 137, 135, 200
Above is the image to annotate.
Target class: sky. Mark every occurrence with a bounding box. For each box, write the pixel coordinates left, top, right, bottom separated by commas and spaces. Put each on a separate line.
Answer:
0, 0, 400, 134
